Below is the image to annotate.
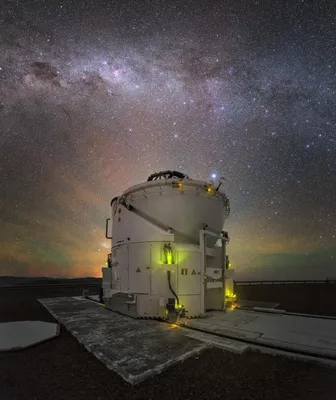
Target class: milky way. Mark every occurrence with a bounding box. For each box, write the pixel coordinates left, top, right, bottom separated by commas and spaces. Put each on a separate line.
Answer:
0, 0, 335, 279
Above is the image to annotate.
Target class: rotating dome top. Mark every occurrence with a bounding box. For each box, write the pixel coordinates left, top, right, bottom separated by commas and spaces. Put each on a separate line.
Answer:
112, 170, 230, 247
147, 170, 190, 181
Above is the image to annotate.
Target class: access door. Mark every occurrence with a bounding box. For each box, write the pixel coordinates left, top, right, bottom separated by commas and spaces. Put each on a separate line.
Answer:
128, 243, 151, 294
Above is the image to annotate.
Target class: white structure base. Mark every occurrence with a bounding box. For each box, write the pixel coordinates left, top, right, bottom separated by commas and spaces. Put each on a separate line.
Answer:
102, 238, 235, 319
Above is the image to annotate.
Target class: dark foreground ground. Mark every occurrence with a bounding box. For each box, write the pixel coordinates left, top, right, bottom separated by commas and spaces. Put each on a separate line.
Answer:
1, 287, 336, 400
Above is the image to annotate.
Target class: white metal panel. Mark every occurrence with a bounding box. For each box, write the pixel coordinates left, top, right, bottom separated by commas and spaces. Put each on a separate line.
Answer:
136, 295, 160, 316
178, 294, 202, 317
177, 250, 201, 295
207, 281, 223, 289
102, 267, 112, 289
116, 245, 129, 292
128, 243, 151, 294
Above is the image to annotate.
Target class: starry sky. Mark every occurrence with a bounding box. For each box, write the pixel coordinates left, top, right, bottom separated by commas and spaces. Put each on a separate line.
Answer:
0, 0, 335, 279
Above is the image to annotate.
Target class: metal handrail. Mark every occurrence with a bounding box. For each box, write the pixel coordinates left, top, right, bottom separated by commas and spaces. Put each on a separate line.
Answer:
234, 279, 336, 285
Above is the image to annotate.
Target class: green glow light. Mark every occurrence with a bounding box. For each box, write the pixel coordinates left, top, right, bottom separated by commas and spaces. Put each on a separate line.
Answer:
163, 243, 175, 264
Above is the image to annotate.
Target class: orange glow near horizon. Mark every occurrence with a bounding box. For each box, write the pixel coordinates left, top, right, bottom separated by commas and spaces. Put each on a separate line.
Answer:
1, 163, 335, 280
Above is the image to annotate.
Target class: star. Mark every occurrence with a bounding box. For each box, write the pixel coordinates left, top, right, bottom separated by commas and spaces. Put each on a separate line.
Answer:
0, 0, 335, 279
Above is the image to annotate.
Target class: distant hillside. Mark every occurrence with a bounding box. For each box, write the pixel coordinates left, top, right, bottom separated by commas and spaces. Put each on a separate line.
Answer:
0, 276, 101, 287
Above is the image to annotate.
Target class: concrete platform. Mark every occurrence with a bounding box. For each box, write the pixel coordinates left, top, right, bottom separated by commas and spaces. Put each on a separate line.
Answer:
86, 294, 100, 302
0, 321, 59, 351
39, 297, 247, 384
237, 300, 280, 309
185, 309, 336, 359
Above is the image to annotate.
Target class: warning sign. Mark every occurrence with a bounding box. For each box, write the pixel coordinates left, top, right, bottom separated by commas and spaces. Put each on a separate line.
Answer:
136, 267, 141, 273
191, 269, 196, 275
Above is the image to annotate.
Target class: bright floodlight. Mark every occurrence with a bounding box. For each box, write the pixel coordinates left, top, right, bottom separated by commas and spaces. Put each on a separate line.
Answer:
211, 173, 217, 179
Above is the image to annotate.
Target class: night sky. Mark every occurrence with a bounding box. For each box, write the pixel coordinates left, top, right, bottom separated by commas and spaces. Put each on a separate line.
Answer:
1, 0, 335, 279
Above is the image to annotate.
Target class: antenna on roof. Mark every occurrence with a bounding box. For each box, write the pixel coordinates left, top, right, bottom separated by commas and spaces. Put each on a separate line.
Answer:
215, 176, 226, 191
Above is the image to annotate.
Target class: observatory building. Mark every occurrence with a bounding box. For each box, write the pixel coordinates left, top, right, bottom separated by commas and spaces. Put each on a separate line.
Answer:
102, 170, 235, 322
